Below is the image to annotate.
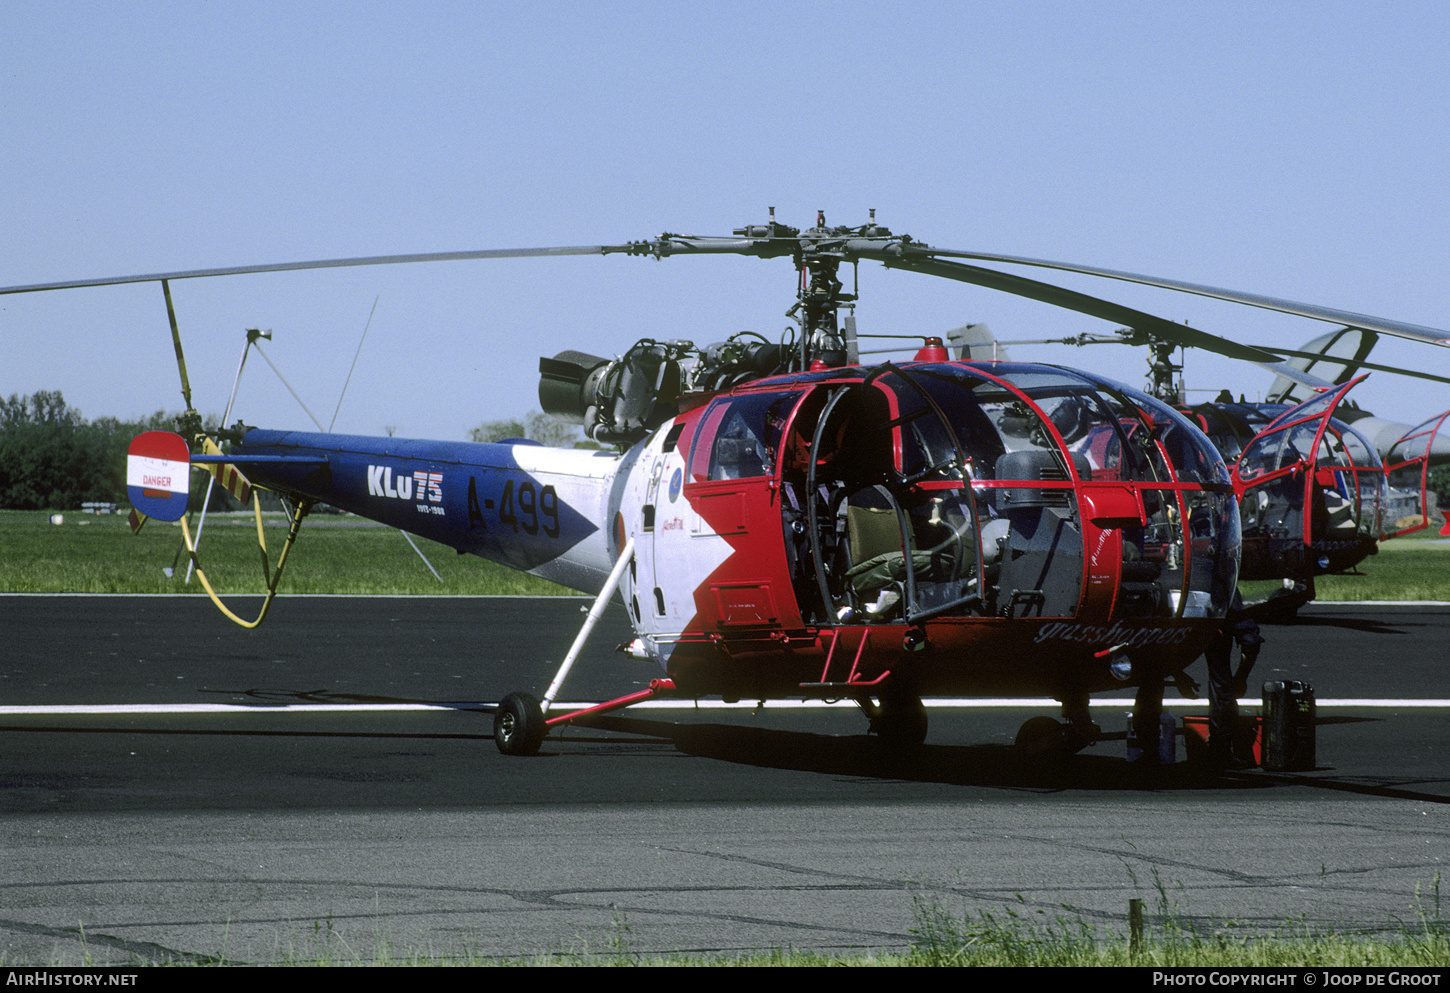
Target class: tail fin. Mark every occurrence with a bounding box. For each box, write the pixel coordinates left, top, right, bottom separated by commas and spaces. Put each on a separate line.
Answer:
1266, 327, 1378, 403
945, 323, 1006, 362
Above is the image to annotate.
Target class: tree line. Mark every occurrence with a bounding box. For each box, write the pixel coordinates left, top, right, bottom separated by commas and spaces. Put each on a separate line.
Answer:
0, 390, 595, 511
0, 391, 209, 510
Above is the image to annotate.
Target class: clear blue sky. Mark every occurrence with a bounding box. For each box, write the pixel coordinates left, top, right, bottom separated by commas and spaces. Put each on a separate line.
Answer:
4, 0, 1447, 440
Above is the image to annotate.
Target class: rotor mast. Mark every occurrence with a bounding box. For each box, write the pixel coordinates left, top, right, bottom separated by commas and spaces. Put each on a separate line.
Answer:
1146, 338, 1186, 405
728, 208, 882, 369
620, 207, 893, 372
784, 210, 855, 368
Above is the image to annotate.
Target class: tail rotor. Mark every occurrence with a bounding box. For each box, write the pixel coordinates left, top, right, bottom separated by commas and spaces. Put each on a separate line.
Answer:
128, 280, 256, 560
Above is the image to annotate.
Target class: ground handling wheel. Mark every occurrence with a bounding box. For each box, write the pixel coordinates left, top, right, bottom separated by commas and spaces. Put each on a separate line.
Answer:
494, 691, 547, 756
1015, 715, 1101, 759
1015, 716, 1066, 755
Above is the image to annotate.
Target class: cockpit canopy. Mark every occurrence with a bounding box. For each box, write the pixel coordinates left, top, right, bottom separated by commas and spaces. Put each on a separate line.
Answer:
688, 361, 1239, 625
692, 362, 1230, 489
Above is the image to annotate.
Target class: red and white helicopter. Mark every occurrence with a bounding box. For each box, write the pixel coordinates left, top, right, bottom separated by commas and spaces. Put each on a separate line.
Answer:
949, 309, 1450, 616
7, 211, 1449, 758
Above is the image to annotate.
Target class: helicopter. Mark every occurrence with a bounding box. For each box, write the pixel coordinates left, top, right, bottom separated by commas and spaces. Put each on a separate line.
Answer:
1199, 328, 1450, 597
949, 320, 1450, 615
7, 210, 1450, 759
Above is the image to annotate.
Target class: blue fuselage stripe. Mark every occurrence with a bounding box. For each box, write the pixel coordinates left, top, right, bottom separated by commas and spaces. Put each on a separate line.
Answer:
234, 429, 619, 590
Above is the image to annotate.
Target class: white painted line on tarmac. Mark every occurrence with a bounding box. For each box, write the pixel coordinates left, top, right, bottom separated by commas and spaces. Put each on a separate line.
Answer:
3, 698, 1449, 717
0, 703, 474, 715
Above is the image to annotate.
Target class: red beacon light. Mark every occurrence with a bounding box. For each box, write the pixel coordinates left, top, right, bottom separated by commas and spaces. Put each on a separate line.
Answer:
913, 337, 950, 362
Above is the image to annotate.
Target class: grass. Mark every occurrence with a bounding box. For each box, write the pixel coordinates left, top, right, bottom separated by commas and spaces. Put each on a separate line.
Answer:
1300, 524, 1450, 601
33, 881, 1450, 966
899, 884, 1450, 968
0, 509, 574, 595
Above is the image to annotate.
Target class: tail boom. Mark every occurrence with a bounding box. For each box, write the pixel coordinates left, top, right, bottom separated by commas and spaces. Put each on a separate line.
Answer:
232, 428, 623, 593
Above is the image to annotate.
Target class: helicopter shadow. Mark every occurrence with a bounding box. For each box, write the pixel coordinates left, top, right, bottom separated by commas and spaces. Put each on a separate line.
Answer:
572, 713, 1450, 804
188, 689, 1450, 803
1258, 613, 1410, 635
565, 713, 1273, 793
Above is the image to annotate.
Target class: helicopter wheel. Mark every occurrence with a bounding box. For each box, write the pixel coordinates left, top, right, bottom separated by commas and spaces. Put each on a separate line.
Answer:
870, 693, 929, 749
1015, 716, 1078, 758
494, 691, 547, 756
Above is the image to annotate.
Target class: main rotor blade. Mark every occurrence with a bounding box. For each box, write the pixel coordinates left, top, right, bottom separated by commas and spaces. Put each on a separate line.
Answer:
12, 221, 1446, 362
0, 245, 619, 295
900, 245, 1450, 348
857, 251, 1285, 364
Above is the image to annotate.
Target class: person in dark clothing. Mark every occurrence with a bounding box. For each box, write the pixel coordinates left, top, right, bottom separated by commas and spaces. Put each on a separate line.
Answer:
1205, 588, 1263, 769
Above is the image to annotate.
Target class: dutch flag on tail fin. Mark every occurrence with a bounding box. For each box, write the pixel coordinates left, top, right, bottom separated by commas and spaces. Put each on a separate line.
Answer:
126, 432, 192, 522
126, 431, 257, 527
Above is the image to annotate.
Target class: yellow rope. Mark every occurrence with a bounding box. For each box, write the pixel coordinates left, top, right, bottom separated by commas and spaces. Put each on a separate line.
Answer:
180, 498, 311, 629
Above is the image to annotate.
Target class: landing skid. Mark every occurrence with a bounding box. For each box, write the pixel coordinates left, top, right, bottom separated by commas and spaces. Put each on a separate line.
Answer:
498, 695, 1118, 760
